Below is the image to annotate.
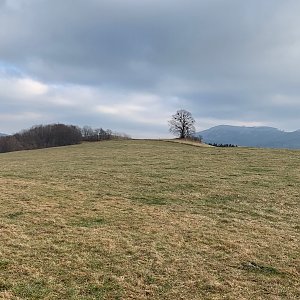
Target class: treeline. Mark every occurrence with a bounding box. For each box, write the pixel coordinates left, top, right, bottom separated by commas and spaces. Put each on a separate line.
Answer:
0, 124, 130, 153
81, 126, 130, 142
209, 143, 238, 147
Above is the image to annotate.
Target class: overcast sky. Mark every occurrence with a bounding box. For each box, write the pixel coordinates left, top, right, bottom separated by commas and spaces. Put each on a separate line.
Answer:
1, 0, 300, 137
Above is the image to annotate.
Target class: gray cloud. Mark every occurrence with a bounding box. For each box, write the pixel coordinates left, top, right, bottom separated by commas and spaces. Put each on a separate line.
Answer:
0, 0, 300, 136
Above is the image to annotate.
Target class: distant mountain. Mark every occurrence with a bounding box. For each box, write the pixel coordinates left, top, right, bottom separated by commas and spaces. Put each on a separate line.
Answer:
0, 133, 8, 137
197, 125, 300, 149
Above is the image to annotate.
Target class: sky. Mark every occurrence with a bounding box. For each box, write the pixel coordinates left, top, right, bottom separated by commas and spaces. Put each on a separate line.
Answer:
1, 0, 300, 138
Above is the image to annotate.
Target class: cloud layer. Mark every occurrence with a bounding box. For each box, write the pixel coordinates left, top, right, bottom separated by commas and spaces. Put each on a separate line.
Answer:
1, 0, 300, 136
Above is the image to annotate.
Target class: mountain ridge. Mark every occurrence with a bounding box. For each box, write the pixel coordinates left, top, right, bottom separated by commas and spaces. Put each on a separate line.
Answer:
197, 125, 300, 149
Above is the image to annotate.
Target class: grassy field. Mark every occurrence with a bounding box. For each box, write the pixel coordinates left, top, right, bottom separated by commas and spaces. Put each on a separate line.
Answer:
0, 140, 299, 299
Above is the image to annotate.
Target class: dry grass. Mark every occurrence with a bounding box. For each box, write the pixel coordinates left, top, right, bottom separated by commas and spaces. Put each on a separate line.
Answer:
163, 138, 212, 147
0, 140, 299, 299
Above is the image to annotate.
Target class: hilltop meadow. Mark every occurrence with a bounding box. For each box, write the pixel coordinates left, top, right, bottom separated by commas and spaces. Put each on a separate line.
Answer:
0, 140, 299, 299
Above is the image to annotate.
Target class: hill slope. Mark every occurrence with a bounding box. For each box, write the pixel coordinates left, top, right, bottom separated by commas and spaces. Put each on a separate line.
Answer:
0, 141, 299, 299
198, 125, 300, 148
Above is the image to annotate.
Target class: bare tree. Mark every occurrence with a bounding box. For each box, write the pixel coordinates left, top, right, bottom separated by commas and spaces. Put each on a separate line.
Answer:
168, 109, 196, 138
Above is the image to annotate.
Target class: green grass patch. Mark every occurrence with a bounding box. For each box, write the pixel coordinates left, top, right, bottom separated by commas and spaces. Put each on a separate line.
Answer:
240, 261, 282, 276
13, 280, 50, 299
73, 217, 106, 227
83, 278, 123, 300
134, 195, 168, 205
0, 259, 9, 270
6, 211, 24, 219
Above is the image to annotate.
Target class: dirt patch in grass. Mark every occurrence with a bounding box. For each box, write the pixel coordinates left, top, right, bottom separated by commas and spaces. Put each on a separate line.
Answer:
163, 138, 212, 147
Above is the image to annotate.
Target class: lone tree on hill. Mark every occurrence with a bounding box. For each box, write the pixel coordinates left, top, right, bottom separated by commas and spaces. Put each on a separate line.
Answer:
169, 109, 196, 138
